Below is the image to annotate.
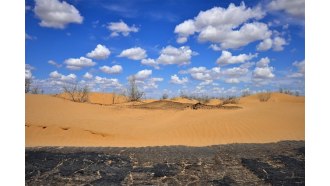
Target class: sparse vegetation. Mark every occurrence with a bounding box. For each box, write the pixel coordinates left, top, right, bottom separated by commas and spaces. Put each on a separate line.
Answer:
195, 95, 210, 104
127, 75, 144, 101
180, 91, 190, 99
161, 93, 169, 100
279, 88, 300, 96
63, 84, 89, 102
179, 92, 211, 104
241, 90, 251, 97
258, 92, 271, 102
25, 78, 31, 93
222, 96, 240, 105
279, 88, 284, 93
31, 87, 44, 94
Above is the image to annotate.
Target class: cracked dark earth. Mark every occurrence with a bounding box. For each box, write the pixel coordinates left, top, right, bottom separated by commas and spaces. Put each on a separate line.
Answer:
26, 141, 304, 185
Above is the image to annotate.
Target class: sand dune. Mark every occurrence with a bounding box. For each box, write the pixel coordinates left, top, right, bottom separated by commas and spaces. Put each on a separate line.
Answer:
56, 92, 128, 105
25, 93, 304, 147
206, 99, 222, 106
240, 92, 304, 104
171, 97, 199, 104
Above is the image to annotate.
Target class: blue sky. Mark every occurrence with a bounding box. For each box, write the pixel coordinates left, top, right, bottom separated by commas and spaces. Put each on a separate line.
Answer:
25, 0, 305, 98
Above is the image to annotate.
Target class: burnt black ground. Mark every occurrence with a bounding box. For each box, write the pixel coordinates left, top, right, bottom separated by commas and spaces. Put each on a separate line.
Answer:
26, 141, 304, 185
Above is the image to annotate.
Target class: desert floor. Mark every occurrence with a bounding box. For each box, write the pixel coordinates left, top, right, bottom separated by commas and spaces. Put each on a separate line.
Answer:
25, 92, 304, 147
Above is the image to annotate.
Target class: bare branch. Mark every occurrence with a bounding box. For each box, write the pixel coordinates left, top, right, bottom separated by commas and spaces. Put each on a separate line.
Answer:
127, 75, 144, 101
62, 83, 89, 102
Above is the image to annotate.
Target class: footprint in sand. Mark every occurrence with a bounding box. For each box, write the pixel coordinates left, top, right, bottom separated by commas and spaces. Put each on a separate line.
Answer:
61, 127, 70, 131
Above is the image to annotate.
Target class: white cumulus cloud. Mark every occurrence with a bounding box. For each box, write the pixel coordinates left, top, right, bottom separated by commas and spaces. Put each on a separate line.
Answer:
174, 19, 196, 43
216, 50, 257, 66
256, 57, 270, 67
170, 75, 188, 85
92, 76, 123, 91
34, 0, 83, 29
64, 57, 96, 70
157, 45, 196, 65
268, 0, 305, 18
49, 70, 77, 82
252, 57, 275, 84
253, 67, 275, 79
107, 20, 139, 37
288, 60, 305, 78
86, 44, 111, 59
142, 78, 164, 90
209, 44, 222, 51
25, 64, 33, 79
257, 37, 287, 51
141, 58, 159, 69
174, 3, 271, 49
256, 38, 273, 51
225, 78, 240, 84
100, 65, 123, 74
182, 66, 221, 82
83, 72, 93, 79
133, 69, 152, 80
222, 67, 249, 77
118, 47, 147, 60
48, 60, 62, 68
272, 37, 287, 51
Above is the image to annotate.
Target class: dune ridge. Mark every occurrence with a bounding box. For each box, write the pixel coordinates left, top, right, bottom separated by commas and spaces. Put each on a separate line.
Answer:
25, 93, 304, 147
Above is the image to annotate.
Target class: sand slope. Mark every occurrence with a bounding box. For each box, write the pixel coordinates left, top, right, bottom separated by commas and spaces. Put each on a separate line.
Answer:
56, 92, 128, 105
25, 93, 304, 147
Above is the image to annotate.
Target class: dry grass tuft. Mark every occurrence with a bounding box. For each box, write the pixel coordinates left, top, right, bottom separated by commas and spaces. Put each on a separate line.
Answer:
222, 97, 240, 105
258, 93, 271, 102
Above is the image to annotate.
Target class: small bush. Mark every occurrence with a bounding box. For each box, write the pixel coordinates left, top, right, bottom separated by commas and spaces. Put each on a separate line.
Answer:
241, 90, 250, 97
63, 84, 89, 102
195, 96, 210, 104
222, 96, 240, 105
162, 93, 169, 100
180, 91, 190, 100
258, 92, 271, 102
31, 87, 44, 94
179, 93, 210, 104
279, 88, 284, 93
25, 78, 31, 93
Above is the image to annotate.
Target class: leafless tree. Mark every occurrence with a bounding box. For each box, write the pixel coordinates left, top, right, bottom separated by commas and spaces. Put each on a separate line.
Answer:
63, 84, 89, 102
127, 76, 144, 101
31, 87, 43, 94
241, 90, 250, 97
162, 93, 169, 100
25, 78, 31, 93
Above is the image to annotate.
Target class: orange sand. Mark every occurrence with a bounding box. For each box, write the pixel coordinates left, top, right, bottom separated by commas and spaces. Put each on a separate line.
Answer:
25, 93, 304, 147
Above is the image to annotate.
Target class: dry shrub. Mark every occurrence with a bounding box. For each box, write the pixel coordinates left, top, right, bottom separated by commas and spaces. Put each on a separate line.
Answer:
222, 97, 240, 105
195, 96, 210, 104
241, 90, 250, 97
162, 93, 169, 100
63, 84, 89, 103
25, 78, 31, 93
127, 75, 144, 101
258, 92, 271, 102
31, 87, 44, 94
